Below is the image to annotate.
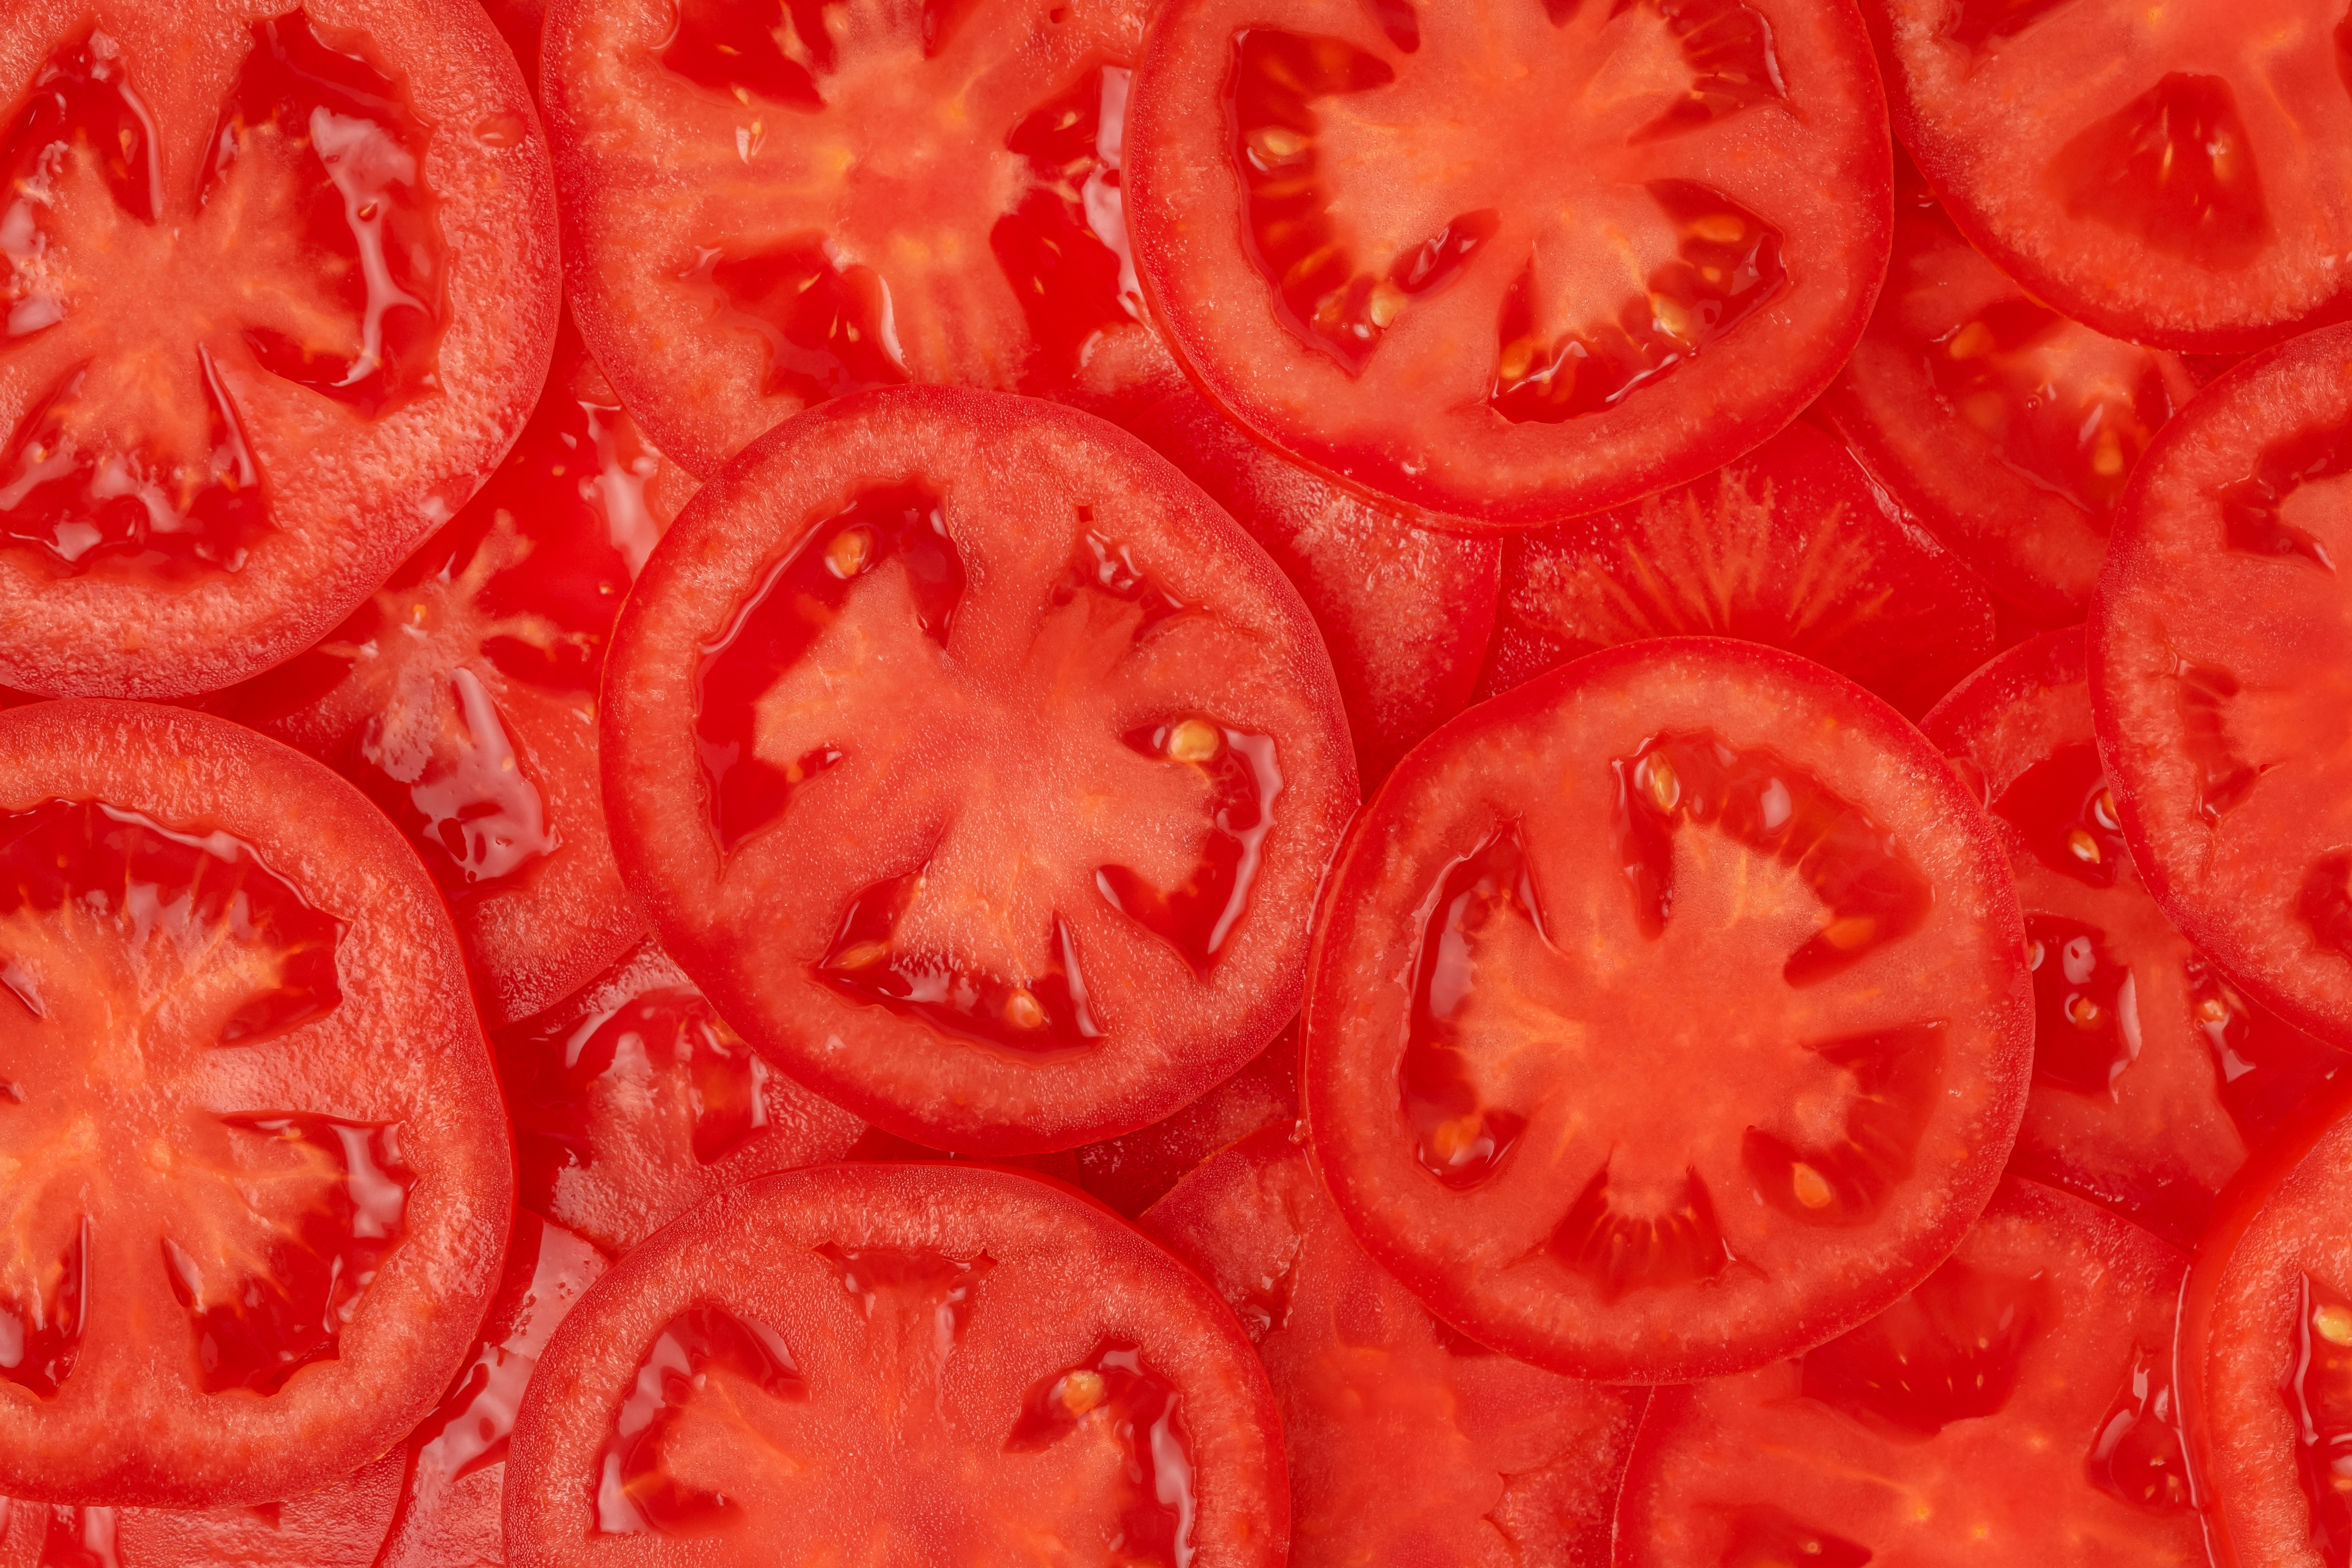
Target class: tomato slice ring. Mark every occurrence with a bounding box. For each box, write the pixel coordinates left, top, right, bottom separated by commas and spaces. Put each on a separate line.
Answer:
503, 1163, 1287, 1566
0, 701, 511, 1506
1123, 0, 1891, 530
2093, 324, 2352, 1047
1305, 637, 2031, 1382
601, 387, 1356, 1154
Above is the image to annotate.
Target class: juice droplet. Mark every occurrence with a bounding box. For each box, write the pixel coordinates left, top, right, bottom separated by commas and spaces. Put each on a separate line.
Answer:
2023, 916, 2137, 1094
2087, 1343, 2193, 1514
358, 666, 559, 897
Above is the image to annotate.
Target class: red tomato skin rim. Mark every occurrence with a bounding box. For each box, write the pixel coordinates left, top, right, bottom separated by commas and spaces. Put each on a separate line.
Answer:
1918, 622, 2085, 761
1301, 634, 2034, 1383
1123, 0, 1896, 537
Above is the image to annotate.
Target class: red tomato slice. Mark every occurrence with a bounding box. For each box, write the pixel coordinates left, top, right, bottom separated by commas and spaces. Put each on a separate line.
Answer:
1481, 419, 1996, 720
542, 0, 1180, 479
1923, 628, 2344, 1246
1616, 1177, 2201, 1564
601, 387, 1357, 1154
211, 312, 694, 1025
0, 701, 511, 1506
496, 938, 866, 1257
0, 1458, 403, 1568
1868, 0, 2352, 353
503, 1164, 1287, 1566
1122, 0, 1892, 531
0, 1, 557, 700
1305, 637, 2031, 1382
1126, 389, 1500, 783
2093, 323, 2352, 1047
1140, 1124, 1643, 1568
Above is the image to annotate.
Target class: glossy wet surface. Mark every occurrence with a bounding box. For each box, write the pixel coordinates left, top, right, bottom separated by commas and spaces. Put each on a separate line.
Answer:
2287, 1273, 2352, 1564
2049, 73, 2268, 270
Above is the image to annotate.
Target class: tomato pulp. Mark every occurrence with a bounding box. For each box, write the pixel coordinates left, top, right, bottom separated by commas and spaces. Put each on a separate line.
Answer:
0, 1460, 402, 1568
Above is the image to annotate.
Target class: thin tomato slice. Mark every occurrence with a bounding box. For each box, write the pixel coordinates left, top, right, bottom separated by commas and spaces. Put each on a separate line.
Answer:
1306, 637, 2031, 1382
503, 1164, 1287, 1567
1141, 1124, 1643, 1567
2093, 324, 2352, 1047
601, 387, 1356, 1154
543, 0, 1177, 479
1123, 0, 1891, 530
1127, 388, 1500, 782
0, 2, 557, 699
0, 1461, 403, 1568
0, 702, 511, 1506
1617, 1178, 2201, 1564
1481, 420, 1996, 719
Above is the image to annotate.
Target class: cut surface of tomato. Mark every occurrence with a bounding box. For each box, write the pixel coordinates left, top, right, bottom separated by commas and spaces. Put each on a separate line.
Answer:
1869, 0, 2352, 352
496, 938, 866, 1257
503, 1163, 1287, 1567
1123, 0, 1891, 530
1481, 419, 1995, 719
0, 0, 557, 699
602, 387, 1356, 1154
0, 1457, 403, 1568
0, 701, 511, 1506
1306, 637, 2031, 1382
213, 312, 693, 1025
1126, 389, 1499, 783
1617, 1177, 2201, 1565
542, 0, 1180, 480
2093, 324, 2352, 1047
1142, 1124, 1642, 1568
1924, 628, 2343, 1246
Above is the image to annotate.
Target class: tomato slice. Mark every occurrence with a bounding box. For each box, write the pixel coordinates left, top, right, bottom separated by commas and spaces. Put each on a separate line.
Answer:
1122, 0, 1891, 530
502, 1163, 1287, 1566
0, 3, 557, 700
2092, 324, 2352, 1047
542, 0, 1180, 480
1062, 1021, 1300, 1218
1305, 637, 2030, 1381
0, 701, 511, 1506
496, 938, 866, 1256
1869, 0, 2352, 352
0, 1458, 403, 1568
1481, 419, 1996, 719
1924, 628, 2344, 1246
1127, 388, 1500, 781
1140, 1123, 1643, 1566
1616, 1176, 2200, 1563
602, 387, 1356, 1154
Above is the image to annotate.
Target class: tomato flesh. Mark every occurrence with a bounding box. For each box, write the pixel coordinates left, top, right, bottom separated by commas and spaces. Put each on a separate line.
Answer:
0, 1459, 403, 1568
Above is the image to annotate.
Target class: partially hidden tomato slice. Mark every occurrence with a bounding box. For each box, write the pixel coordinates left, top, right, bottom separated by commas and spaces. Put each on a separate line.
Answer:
1924, 628, 2344, 1247
496, 937, 866, 1256
0, 1458, 403, 1568
1480, 419, 1996, 720
602, 387, 1357, 1154
1818, 167, 2202, 623
2093, 324, 2352, 1047
1306, 637, 2031, 1382
1616, 1176, 2201, 1564
1127, 388, 1500, 782
0, 701, 511, 1506
542, 0, 1179, 479
1122, 0, 1892, 530
212, 312, 696, 1025
1140, 1124, 1643, 1567
0, 2, 557, 699
1867, 0, 2352, 353
503, 1164, 1287, 1566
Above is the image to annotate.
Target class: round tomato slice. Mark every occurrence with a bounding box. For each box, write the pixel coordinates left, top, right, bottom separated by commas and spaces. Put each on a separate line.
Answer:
1616, 1177, 2201, 1564
503, 1163, 1287, 1566
1127, 388, 1501, 782
542, 0, 1179, 480
1924, 628, 2344, 1246
1122, 0, 1891, 531
1869, 0, 2352, 353
2092, 324, 2352, 1047
0, 1, 557, 700
0, 701, 511, 1506
1480, 419, 1996, 720
602, 387, 1357, 1154
496, 938, 866, 1256
212, 312, 695, 1025
0, 1459, 403, 1568
1305, 637, 2031, 1382
1140, 1124, 1643, 1568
